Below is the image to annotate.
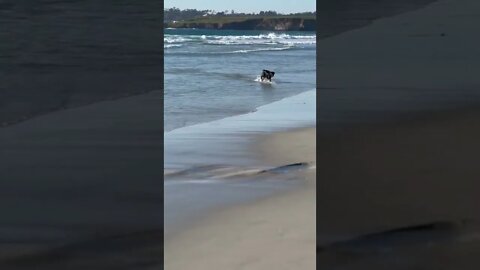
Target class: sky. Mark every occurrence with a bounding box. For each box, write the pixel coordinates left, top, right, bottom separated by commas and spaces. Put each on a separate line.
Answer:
164, 0, 315, 14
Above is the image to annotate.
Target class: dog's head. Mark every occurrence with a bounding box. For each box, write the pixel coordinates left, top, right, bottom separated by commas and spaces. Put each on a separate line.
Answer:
262, 70, 275, 77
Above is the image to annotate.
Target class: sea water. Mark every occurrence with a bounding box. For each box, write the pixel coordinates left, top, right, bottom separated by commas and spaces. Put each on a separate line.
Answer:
164, 29, 316, 131
164, 29, 316, 234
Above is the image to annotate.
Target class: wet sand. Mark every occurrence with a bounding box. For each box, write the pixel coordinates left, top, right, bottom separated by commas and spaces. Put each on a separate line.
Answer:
317, 0, 436, 39
317, 0, 480, 268
164, 90, 316, 236
0, 2, 163, 267
165, 128, 316, 270
0, 91, 163, 268
163, 1, 458, 268
318, 0, 480, 129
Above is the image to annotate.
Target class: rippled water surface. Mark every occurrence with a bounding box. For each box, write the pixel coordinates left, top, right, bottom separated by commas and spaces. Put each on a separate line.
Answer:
164, 29, 316, 131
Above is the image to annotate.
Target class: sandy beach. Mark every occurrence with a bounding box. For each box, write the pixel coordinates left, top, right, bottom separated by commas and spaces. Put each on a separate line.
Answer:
1, 2, 162, 267
316, 0, 480, 268
317, 0, 480, 130
164, 0, 480, 267
317, 108, 480, 269
0, 91, 163, 268
165, 128, 316, 270
162, 0, 479, 268
2, 0, 480, 268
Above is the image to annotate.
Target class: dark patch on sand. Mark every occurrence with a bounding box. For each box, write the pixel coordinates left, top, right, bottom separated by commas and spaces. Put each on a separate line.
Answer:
0, 229, 162, 269
319, 220, 475, 254
165, 162, 312, 181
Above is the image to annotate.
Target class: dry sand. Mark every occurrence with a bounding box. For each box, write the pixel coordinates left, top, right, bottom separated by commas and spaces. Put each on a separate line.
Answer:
164, 128, 316, 270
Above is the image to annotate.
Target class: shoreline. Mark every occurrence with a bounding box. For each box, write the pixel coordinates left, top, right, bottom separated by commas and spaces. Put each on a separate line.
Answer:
0, 90, 163, 266
318, 0, 480, 130
164, 89, 316, 236
3, 0, 434, 129
164, 0, 480, 267
316, 0, 480, 267
1, 1, 162, 128
0, 88, 158, 128
165, 127, 316, 270
164, 89, 316, 169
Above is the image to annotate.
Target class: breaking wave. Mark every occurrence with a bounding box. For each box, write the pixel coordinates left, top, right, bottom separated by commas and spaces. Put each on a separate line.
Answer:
164, 32, 316, 50
164, 44, 183, 48
229, 46, 294, 53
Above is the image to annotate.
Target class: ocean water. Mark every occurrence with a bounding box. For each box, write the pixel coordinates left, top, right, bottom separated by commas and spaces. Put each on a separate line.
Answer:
164, 29, 316, 131
0, 0, 161, 126
164, 29, 316, 234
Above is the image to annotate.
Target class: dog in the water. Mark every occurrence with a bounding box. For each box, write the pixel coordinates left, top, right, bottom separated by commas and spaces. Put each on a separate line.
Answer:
261, 69, 275, 82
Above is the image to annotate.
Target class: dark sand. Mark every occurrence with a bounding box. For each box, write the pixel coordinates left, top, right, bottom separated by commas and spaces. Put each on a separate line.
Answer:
0, 1, 162, 268
317, 109, 480, 269
2, 0, 479, 268
0, 91, 163, 268
318, 0, 480, 130
317, 0, 436, 39
317, 0, 480, 268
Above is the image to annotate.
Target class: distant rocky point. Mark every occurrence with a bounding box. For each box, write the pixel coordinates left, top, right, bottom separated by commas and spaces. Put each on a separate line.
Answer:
166, 16, 316, 31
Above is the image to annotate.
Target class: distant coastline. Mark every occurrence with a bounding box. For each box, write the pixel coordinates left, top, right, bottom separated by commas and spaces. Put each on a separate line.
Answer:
165, 16, 316, 31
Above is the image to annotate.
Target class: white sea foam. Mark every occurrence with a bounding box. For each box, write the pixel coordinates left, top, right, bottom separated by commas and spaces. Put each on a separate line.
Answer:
165, 44, 183, 48
164, 33, 316, 46
230, 46, 293, 53
204, 33, 316, 45
164, 36, 193, 43
253, 76, 275, 84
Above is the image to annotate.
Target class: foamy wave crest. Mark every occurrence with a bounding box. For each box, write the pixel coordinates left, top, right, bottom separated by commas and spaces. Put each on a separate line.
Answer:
165, 44, 182, 49
165, 33, 315, 46
164, 33, 315, 56
229, 46, 293, 53
164, 36, 193, 43
204, 33, 316, 46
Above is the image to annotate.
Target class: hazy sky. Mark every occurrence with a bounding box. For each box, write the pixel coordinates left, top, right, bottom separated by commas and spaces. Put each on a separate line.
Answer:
164, 0, 315, 14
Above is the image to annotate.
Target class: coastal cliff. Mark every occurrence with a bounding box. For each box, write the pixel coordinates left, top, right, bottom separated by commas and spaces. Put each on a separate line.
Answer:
166, 17, 316, 31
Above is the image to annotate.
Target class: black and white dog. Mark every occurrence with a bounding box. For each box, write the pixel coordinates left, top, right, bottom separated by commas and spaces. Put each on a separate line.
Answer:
260, 69, 275, 82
